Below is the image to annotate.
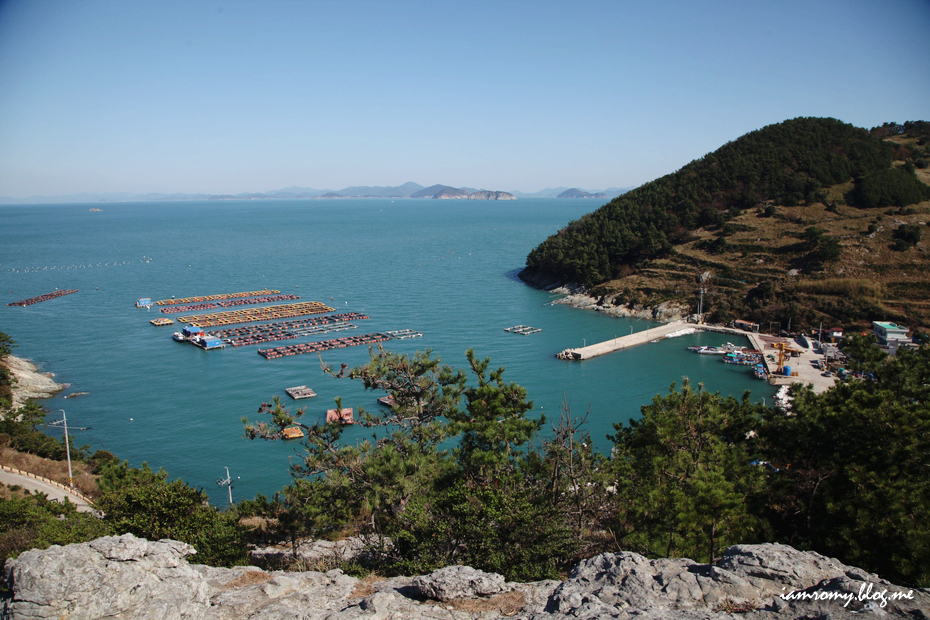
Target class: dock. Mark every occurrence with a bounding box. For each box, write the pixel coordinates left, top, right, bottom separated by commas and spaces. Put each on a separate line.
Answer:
555, 321, 838, 394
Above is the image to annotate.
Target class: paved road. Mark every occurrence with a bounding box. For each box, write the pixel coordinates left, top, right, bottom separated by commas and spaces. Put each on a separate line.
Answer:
0, 468, 95, 512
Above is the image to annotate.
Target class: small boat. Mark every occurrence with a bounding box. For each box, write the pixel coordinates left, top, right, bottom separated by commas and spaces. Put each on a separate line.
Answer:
172, 332, 187, 342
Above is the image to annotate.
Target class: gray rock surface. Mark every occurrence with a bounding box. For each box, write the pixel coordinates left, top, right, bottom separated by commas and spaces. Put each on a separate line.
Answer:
4, 536, 929, 619
413, 565, 507, 601
2, 354, 67, 409
552, 292, 689, 322
3, 534, 210, 619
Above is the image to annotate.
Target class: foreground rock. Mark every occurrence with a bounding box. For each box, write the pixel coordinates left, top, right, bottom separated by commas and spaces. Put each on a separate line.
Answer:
2, 354, 67, 409
4, 535, 928, 619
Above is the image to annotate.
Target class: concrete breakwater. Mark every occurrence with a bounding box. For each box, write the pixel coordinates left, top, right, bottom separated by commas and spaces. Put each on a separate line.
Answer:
555, 321, 750, 360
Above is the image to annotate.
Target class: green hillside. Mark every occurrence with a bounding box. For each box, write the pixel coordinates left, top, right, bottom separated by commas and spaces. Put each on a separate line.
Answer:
520, 118, 930, 331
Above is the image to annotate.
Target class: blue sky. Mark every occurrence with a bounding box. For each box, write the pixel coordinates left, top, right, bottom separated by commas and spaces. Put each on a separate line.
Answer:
0, 0, 928, 197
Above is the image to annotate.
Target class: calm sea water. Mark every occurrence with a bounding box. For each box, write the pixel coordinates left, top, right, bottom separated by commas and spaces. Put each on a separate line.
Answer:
0, 199, 773, 505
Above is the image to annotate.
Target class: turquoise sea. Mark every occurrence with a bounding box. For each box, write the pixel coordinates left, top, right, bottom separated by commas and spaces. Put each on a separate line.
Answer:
0, 199, 774, 505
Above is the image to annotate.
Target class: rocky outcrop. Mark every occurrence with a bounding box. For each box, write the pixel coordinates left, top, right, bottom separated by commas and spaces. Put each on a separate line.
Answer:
5, 536, 928, 619
412, 565, 507, 601
2, 354, 67, 410
467, 191, 516, 200
552, 291, 689, 322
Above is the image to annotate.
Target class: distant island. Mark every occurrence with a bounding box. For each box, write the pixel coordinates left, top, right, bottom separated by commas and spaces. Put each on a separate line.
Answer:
556, 188, 608, 199
0, 183, 624, 204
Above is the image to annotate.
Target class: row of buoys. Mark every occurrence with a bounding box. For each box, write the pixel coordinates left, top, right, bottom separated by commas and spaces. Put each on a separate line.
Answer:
259, 333, 391, 359
6, 257, 153, 273
178, 301, 335, 328
209, 313, 369, 339
7, 289, 79, 306
156, 289, 280, 306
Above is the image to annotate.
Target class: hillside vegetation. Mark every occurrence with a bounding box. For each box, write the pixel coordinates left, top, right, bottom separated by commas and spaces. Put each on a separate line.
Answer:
520, 118, 930, 331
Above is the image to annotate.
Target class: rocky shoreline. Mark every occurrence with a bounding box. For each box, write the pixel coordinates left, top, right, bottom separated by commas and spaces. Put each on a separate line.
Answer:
2, 355, 67, 410
549, 286, 690, 322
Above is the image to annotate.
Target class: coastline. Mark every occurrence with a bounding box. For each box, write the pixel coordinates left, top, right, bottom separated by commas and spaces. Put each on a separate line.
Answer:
2, 355, 68, 410
549, 287, 689, 322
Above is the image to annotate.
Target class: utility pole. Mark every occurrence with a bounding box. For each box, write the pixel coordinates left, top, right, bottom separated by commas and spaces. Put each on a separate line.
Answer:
216, 467, 234, 509
59, 410, 73, 488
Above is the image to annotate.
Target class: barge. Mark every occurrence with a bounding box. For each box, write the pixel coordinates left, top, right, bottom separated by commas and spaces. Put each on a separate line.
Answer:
285, 386, 317, 400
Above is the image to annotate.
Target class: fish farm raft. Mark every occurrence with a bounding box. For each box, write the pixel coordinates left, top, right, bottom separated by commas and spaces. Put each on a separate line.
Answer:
258, 333, 392, 359
7, 289, 79, 307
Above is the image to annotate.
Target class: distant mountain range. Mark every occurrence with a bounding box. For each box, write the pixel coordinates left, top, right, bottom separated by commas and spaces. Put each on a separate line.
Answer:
0, 183, 632, 204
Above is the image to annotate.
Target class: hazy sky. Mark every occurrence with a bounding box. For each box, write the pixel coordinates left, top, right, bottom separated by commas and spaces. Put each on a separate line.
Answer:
1, 0, 928, 197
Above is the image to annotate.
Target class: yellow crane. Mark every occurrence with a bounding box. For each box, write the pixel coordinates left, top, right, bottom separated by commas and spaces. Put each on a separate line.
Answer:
771, 341, 803, 372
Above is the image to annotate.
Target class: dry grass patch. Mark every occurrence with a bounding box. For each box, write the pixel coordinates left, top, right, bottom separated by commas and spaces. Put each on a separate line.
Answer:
448, 590, 526, 616
0, 449, 99, 498
795, 278, 885, 298
222, 569, 273, 590
349, 573, 386, 599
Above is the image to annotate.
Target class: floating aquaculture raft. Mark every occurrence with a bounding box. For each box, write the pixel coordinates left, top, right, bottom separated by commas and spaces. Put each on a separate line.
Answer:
177, 301, 335, 328
210, 312, 368, 346
159, 294, 301, 313
7, 289, 79, 307
155, 289, 281, 306
258, 333, 391, 359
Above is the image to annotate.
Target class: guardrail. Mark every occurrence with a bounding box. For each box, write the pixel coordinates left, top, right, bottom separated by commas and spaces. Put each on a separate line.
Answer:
0, 464, 95, 506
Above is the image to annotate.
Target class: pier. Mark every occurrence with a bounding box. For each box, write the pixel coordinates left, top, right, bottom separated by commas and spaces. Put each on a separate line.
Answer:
556, 322, 755, 361
556, 321, 694, 360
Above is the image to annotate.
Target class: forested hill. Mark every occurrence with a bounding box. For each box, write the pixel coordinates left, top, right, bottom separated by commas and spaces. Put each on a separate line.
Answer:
520, 117, 930, 331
